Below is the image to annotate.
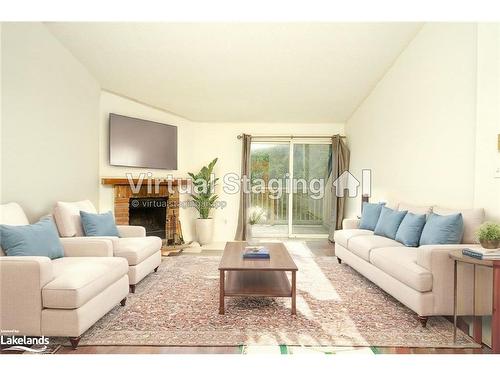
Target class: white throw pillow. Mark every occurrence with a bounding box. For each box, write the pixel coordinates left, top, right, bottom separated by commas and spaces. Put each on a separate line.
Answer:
432, 206, 485, 244
397, 202, 432, 215
0, 202, 30, 226
53, 200, 97, 237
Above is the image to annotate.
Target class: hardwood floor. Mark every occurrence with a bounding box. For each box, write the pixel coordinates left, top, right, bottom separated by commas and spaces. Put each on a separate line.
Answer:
374, 347, 491, 354
304, 239, 336, 256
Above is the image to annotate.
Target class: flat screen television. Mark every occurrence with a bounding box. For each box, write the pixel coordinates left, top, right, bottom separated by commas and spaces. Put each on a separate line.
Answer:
109, 113, 178, 169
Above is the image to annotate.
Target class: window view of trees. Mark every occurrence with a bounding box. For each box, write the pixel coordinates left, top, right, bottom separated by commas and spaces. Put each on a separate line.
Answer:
293, 144, 331, 181
250, 143, 289, 184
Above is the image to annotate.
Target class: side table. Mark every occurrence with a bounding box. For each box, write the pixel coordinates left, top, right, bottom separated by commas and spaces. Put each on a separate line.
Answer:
449, 249, 500, 353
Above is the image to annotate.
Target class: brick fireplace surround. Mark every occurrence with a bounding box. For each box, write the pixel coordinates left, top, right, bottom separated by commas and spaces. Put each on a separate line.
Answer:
101, 178, 189, 246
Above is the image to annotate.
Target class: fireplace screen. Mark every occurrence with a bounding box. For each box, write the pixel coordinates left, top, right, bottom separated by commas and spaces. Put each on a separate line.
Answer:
129, 197, 168, 238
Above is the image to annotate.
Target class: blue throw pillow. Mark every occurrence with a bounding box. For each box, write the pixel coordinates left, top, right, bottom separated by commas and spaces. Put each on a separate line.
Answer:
374, 207, 407, 240
359, 202, 386, 230
420, 213, 464, 245
80, 211, 120, 237
395, 212, 427, 247
0, 217, 64, 259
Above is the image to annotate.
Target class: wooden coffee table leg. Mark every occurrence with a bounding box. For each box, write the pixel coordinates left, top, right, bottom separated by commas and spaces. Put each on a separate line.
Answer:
219, 269, 225, 315
291, 270, 296, 315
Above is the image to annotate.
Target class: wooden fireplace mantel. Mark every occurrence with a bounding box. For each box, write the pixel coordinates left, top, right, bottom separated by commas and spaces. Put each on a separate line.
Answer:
101, 177, 190, 186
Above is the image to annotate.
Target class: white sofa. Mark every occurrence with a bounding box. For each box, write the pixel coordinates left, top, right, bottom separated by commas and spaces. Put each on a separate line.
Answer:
53, 200, 162, 292
0, 203, 130, 349
334, 202, 485, 326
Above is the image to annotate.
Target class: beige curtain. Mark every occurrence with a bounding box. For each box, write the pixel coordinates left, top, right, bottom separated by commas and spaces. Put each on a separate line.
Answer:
234, 134, 251, 240
328, 135, 350, 241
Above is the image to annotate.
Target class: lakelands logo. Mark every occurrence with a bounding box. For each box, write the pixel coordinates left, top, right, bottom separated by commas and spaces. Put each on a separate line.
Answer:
1, 334, 49, 353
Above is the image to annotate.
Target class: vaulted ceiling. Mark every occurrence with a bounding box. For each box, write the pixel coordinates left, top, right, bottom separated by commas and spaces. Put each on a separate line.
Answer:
47, 23, 422, 123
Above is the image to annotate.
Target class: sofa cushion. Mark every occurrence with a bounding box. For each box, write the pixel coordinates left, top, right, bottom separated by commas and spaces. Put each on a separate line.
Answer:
42, 257, 128, 309
420, 213, 464, 246
0, 217, 64, 259
54, 200, 97, 237
348, 235, 404, 262
359, 202, 385, 231
113, 237, 162, 266
80, 211, 120, 237
370, 247, 432, 292
374, 207, 407, 240
432, 206, 484, 244
333, 229, 374, 248
397, 202, 432, 215
395, 212, 427, 247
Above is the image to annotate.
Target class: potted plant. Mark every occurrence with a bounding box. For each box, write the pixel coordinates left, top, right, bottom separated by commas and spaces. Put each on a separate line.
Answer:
247, 207, 266, 240
188, 158, 219, 245
477, 222, 500, 249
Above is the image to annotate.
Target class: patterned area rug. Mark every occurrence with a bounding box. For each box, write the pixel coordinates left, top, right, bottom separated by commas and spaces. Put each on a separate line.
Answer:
74, 242, 477, 348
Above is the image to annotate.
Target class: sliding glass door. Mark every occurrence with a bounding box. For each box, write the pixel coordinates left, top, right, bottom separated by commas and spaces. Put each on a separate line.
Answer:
249, 142, 289, 237
249, 139, 332, 238
291, 143, 332, 235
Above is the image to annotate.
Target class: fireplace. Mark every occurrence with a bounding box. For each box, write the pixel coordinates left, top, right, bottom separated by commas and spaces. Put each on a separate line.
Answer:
102, 177, 187, 247
129, 197, 168, 238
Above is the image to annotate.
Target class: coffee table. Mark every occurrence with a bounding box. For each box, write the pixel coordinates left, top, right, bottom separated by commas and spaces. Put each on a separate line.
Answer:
218, 242, 298, 315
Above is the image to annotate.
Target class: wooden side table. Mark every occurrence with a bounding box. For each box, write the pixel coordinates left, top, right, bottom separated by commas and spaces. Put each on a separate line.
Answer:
449, 250, 500, 353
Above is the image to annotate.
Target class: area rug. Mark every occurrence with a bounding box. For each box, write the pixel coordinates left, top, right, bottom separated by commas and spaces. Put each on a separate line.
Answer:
73, 242, 478, 348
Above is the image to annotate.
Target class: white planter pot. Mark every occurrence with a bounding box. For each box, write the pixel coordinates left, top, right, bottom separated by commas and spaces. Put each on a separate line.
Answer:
246, 225, 253, 240
196, 218, 214, 245
246, 225, 259, 246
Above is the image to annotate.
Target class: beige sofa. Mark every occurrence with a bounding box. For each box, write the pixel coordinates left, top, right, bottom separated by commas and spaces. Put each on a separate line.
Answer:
334, 202, 486, 326
0, 203, 130, 349
53, 200, 162, 292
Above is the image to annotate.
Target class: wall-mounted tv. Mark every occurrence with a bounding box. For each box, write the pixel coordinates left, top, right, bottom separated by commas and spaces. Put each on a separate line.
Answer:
109, 113, 178, 170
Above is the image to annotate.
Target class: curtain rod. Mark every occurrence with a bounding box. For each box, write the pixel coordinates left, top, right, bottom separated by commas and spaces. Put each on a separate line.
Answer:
236, 134, 346, 140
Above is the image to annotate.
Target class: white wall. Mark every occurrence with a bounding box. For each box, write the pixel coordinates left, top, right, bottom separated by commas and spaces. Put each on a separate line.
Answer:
0, 23, 3, 204
345, 24, 479, 217
474, 24, 500, 222
99, 91, 344, 242
1, 23, 100, 221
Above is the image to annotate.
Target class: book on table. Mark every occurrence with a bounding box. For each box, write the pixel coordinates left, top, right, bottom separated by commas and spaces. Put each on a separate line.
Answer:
243, 246, 270, 259
462, 247, 500, 260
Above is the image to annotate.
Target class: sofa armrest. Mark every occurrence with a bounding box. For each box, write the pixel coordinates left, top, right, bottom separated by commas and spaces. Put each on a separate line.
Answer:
117, 225, 146, 238
59, 237, 114, 257
416, 244, 480, 271
0, 256, 53, 286
416, 244, 481, 315
342, 218, 360, 229
0, 256, 53, 335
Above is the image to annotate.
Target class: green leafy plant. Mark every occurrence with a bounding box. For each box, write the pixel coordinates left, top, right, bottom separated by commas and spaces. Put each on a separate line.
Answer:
188, 158, 219, 219
249, 207, 266, 225
477, 222, 500, 242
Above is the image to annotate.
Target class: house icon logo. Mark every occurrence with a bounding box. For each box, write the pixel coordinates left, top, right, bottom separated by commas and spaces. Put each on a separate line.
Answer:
332, 169, 371, 198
